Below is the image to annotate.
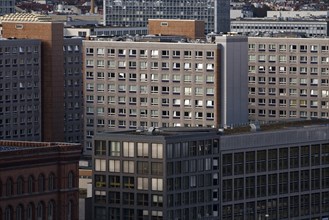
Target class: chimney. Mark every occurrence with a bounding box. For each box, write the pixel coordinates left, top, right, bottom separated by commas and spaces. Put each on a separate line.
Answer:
90, 0, 94, 14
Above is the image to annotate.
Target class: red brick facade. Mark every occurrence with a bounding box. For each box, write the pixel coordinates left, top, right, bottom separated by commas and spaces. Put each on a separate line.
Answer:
0, 141, 81, 220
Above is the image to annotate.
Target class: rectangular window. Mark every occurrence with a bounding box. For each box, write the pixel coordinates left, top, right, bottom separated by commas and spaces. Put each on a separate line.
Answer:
152, 143, 163, 159
109, 141, 121, 156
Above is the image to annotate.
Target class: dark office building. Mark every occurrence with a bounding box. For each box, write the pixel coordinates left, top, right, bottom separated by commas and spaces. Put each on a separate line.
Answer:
92, 121, 329, 220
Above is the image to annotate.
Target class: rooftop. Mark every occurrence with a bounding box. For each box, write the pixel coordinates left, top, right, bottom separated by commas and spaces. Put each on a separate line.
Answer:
0, 146, 34, 152
0, 140, 81, 156
100, 119, 329, 137
0, 13, 52, 22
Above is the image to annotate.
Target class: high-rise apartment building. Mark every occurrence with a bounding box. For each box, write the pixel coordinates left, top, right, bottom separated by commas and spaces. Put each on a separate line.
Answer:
83, 34, 248, 153
1, 13, 84, 144
0, 39, 42, 140
0, 0, 15, 16
0, 140, 81, 220
2, 13, 65, 142
103, 0, 230, 34
247, 37, 329, 122
92, 121, 329, 220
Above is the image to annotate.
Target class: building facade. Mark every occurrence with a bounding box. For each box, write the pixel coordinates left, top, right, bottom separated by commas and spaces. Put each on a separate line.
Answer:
63, 38, 84, 144
248, 37, 329, 122
0, 39, 42, 141
92, 128, 221, 220
92, 122, 329, 220
1, 14, 65, 142
0, 13, 84, 145
83, 35, 248, 153
231, 19, 329, 37
103, 0, 230, 34
0, 140, 81, 220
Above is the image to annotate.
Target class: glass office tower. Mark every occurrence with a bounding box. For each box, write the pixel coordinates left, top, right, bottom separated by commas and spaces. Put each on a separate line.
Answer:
103, 0, 230, 34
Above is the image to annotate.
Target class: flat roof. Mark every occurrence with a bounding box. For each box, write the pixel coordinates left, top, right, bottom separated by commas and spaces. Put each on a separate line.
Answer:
0, 140, 81, 156
0, 146, 34, 152
96, 119, 329, 138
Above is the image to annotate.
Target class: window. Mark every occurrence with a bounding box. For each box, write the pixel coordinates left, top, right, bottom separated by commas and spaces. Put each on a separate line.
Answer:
37, 202, 44, 220
173, 62, 180, 70
68, 172, 74, 188
118, 49, 126, 56
152, 144, 163, 159
96, 60, 105, 67
161, 62, 169, 70
151, 178, 163, 191
17, 176, 24, 195
48, 173, 55, 191
184, 75, 192, 82
258, 55, 265, 62
311, 56, 318, 64
6, 178, 13, 196
67, 201, 73, 220
109, 141, 120, 156
137, 178, 149, 190
140, 61, 147, 70
288, 44, 297, 52
118, 61, 126, 68
86, 60, 94, 67
108, 60, 115, 68
258, 44, 266, 51
27, 203, 34, 220
161, 50, 169, 57
5, 206, 13, 220
269, 44, 276, 51
16, 205, 23, 220
151, 50, 159, 57
129, 49, 137, 56
123, 161, 134, 173
195, 63, 203, 70
47, 201, 55, 220
28, 175, 34, 193
38, 174, 45, 192
248, 55, 256, 62
173, 50, 180, 57
137, 143, 149, 157
248, 44, 255, 51
109, 160, 121, 172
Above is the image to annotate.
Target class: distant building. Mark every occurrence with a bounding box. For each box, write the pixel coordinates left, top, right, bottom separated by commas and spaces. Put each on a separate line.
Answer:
103, 0, 230, 34
231, 19, 329, 37
83, 33, 248, 153
64, 26, 148, 38
0, 140, 81, 220
148, 19, 205, 40
267, 11, 329, 19
0, 0, 15, 16
0, 39, 42, 140
92, 120, 329, 219
248, 37, 329, 122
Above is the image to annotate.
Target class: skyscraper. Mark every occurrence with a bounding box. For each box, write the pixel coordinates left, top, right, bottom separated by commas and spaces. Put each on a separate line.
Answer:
103, 0, 230, 33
